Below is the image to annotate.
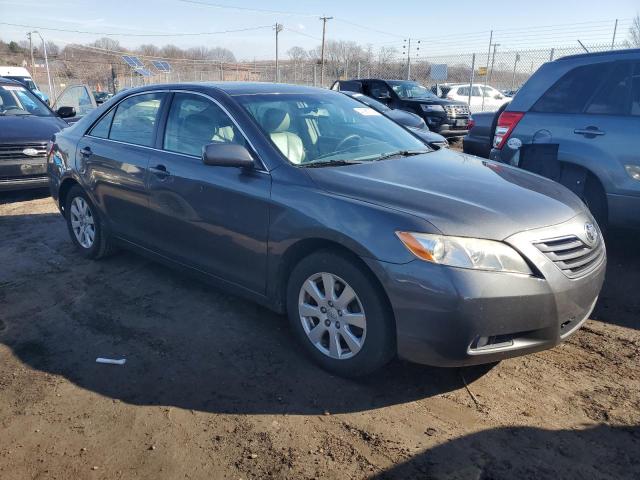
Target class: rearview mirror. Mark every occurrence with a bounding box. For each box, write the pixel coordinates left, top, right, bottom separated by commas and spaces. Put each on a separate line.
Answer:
202, 143, 255, 169
57, 106, 76, 118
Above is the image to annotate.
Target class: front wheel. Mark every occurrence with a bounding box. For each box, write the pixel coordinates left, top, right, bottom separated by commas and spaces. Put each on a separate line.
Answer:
65, 185, 115, 259
286, 251, 395, 377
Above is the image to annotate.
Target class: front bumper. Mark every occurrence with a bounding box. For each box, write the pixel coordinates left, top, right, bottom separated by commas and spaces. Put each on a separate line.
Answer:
365, 213, 606, 367
607, 192, 640, 230
0, 149, 49, 191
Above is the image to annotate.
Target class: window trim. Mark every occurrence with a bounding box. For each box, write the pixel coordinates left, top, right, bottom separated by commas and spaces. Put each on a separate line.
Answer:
84, 89, 267, 171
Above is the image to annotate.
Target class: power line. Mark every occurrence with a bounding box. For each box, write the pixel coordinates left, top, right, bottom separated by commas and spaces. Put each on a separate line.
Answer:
179, 0, 318, 18
0, 21, 272, 37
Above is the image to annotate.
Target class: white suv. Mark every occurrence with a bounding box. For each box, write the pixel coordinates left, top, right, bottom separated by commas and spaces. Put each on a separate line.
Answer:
444, 84, 510, 112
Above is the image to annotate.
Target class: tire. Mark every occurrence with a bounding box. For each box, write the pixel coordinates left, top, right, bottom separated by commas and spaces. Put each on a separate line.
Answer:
286, 250, 395, 377
65, 185, 115, 259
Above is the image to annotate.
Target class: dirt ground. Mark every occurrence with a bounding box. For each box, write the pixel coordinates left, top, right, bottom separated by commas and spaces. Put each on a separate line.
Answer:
0, 189, 638, 480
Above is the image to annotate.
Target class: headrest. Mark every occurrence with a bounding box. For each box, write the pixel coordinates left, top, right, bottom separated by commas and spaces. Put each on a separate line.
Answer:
263, 108, 290, 133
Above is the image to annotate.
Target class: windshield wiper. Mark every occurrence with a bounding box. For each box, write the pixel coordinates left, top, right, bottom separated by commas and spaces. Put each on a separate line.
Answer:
373, 150, 429, 161
300, 159, 362, 168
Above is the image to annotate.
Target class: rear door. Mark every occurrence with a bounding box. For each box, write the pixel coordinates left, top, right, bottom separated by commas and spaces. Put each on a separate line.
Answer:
517, 61, 640, 197
146, 91, 271, 294
78, 91, 167, 244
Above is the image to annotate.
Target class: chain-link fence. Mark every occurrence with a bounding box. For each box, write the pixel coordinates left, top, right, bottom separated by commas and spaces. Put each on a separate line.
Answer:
16, 42, 631, 111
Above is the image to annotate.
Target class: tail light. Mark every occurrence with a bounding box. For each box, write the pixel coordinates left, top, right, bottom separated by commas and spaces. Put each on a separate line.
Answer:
46, 140, 55, 163
493, 111, 524, 149
467, 117, 476, 130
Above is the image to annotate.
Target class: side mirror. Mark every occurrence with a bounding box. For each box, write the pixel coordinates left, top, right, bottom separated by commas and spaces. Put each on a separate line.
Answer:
202, 143, 255, 169
57, 106, 76, 118
95, 98, 105, 105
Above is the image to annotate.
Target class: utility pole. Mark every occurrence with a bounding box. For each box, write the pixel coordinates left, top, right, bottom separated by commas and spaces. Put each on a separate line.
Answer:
481, 30, 493, 112
26, 32, 35, 72
611, 19, 618, 49
488, 43, 500, 85
403, 38, 412, 80
319, 16, 333, 87
511, 53, 520, 91
274, 22, 284, 82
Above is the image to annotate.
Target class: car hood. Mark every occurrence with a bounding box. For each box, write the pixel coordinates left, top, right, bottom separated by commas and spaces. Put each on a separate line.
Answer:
385, 109, 425, 128
305, 150, 586, 240
401, 97, 466, 106
0, 115, 67, 143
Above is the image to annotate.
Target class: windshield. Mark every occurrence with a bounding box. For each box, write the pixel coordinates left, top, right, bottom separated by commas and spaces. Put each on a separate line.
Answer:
236, 92, 429, 166
5, 76, 37, 91
347, 92, 391, 113
0, 84, 52, 116
387, 81, 438, 100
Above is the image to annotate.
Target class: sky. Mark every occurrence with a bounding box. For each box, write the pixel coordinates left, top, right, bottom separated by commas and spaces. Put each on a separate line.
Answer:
0, 0, 638, 60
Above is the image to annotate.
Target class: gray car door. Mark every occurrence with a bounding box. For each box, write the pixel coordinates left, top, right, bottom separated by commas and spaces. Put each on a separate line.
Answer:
78, 92, 166, 244
146, 92, 271, 294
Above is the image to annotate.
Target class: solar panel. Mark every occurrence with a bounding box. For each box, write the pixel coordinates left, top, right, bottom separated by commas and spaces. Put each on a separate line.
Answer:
122, 55, 144, 67
152, 60, 172, 72
134, 68, 153, 77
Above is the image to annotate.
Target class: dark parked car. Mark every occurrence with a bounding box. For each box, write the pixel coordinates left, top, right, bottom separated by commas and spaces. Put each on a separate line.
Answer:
48, 83, 605, 376
331, 79, 469, 136
490, 49, 640, 229
341, 90, 448, 149
0, 77, 73, 191
463, 103, 509, 158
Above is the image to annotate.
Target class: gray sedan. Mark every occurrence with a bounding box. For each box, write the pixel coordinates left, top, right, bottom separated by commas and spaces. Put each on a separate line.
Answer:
47, 82, 606, 376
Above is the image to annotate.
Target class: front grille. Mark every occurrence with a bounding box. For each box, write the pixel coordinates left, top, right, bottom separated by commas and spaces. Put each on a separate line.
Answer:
444, 104, 470, 117
534, 234, 604, 279
0, 142, 48, 160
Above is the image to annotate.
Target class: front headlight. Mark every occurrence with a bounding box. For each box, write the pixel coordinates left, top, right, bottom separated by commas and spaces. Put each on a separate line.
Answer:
396, 232, 533, 275
420, 104, 445, 113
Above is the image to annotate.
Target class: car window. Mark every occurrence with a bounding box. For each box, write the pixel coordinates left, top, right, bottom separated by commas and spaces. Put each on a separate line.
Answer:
236, 92, 428, 166
55, 86, 94, 116
532, 63, 611, 114
457, 87, 469, 96
369, 81, 392, 99
586, 61, 639, 116
632, 62, 640, 116
0, 84, 51, 116
89, 109, 115, 138
109, 93, 164, 147
471, 86, 482, 97
164, 92, 245, 157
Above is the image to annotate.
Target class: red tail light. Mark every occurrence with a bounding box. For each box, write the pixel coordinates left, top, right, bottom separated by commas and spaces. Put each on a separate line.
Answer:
493, 111, 524, 149
467, 117, 476, 130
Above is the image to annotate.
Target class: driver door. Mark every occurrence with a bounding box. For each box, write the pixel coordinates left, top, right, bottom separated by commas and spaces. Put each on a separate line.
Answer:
147, 92, 271, 294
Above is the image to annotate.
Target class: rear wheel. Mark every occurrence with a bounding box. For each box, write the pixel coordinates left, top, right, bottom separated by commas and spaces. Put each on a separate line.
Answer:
286, 251, 395, 377
65, 185, 115, 259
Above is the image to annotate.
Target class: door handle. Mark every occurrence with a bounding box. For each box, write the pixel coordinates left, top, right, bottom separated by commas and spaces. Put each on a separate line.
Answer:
80, 146, 92, 157
573, 127, 605, 137
149, 164, 170, 176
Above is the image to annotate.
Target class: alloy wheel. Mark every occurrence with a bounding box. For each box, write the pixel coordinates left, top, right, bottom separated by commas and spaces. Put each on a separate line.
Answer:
69, 196, 95, 249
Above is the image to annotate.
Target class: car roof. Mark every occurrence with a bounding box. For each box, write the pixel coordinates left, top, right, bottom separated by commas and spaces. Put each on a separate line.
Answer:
193, 82, 330, 95
557, 48, 640, 62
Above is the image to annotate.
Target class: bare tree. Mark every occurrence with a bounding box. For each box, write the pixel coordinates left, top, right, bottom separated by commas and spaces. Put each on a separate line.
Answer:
92, 37, 122, 51
138, 44, 161, 57
626, 14, 640, 47
287, 46, 307, 61
377, 46, 398, 65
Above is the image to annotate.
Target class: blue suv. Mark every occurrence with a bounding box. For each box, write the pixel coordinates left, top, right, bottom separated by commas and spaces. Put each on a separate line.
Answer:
490, 49, 640, 230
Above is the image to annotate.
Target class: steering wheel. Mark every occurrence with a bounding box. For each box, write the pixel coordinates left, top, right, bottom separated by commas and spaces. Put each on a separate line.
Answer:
335, 134, 361, 153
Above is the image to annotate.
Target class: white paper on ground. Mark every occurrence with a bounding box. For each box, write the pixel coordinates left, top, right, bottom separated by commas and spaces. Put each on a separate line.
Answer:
96, 357, 126, 365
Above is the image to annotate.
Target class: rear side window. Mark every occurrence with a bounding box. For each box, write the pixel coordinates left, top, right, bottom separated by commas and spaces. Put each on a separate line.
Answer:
586, 61, 640, 116
532, 63, 611, 114
109, 93, 164, 147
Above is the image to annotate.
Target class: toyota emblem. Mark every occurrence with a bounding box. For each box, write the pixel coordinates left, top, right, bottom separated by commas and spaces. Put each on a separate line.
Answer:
584, 223, 598, 245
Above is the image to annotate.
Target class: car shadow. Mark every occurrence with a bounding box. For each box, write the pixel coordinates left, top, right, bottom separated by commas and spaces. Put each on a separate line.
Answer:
0, 187, 50, 205
368, 423, 640, 480
591, 228, 640, 330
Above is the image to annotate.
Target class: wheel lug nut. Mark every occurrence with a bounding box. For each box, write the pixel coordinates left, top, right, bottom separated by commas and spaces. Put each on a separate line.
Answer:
338, 310, 342, 316
335, 321, 340, 329
328, 301, 333, 307
324, 319, 331, 327
320, 307, 327, 313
